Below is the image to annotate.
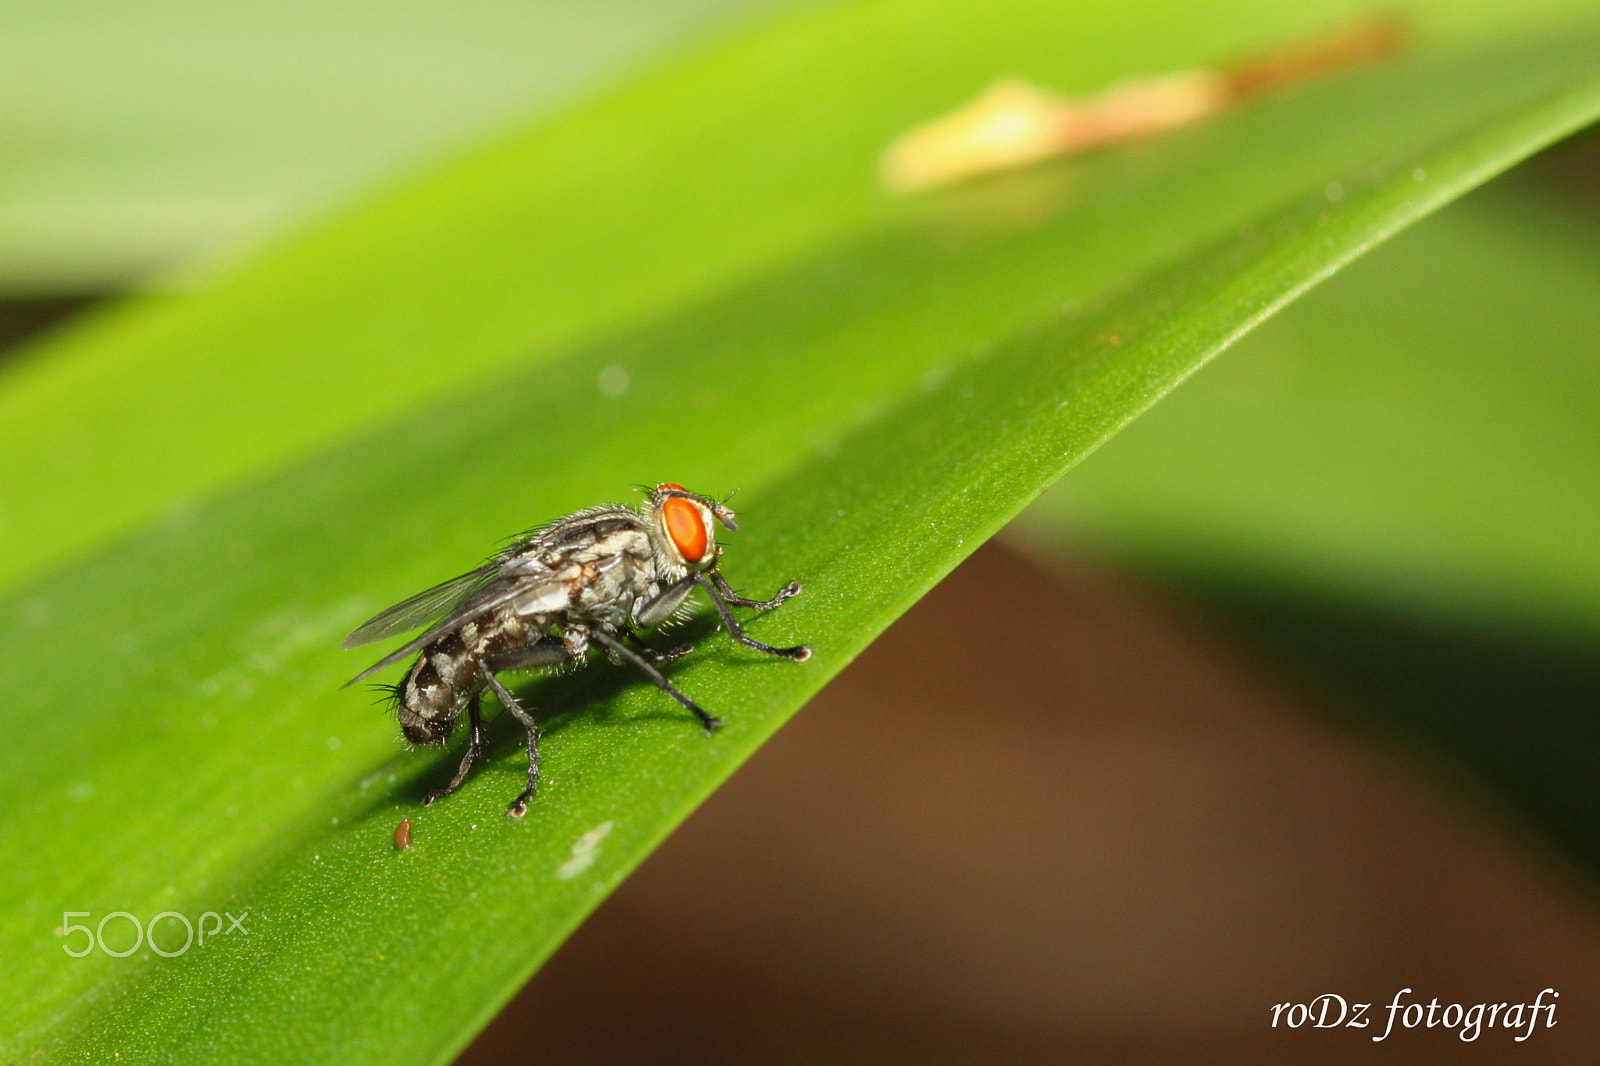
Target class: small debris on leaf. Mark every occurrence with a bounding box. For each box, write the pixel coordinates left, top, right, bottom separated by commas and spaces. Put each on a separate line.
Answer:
881, 17, 1407, 192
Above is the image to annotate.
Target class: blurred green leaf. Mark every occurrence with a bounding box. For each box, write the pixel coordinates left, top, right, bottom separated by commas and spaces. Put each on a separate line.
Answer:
0, 0, 784, 293
1013, 162, 1600, 866
8, 0, 1600, 600
3, 0, 1600, 1061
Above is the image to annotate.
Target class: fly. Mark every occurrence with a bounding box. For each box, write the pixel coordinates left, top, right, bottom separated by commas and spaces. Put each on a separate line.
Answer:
341, 483, 809, 818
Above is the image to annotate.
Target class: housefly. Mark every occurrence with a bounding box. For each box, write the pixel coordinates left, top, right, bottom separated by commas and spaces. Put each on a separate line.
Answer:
341, 483, 809, 818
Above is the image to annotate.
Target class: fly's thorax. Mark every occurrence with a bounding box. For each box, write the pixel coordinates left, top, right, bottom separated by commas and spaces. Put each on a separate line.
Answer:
576, 552, 653, 629
506, 519, 653, 619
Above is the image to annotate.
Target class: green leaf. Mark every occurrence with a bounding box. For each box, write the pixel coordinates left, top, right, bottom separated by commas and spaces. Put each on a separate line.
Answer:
1012, 160, 1600, 865
4, 0, 1600, 1061
0, 0, 783, 294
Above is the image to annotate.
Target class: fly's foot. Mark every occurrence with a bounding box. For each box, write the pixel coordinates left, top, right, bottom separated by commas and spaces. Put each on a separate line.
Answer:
709, 572, 803, 611
701, 715, 724, 736
754, 581, 802, 611
753, 580, 802, 610
506, 780, 538, 819
506, 763, 540, 820
643, 642, 694, 664
420, 786, 453, 807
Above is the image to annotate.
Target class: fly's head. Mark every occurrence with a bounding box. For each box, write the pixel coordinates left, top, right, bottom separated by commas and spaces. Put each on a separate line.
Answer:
646, 483, 736, 577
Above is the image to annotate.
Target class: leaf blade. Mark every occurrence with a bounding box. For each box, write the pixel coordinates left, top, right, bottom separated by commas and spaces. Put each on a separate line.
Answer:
4, 2, 1600, 1062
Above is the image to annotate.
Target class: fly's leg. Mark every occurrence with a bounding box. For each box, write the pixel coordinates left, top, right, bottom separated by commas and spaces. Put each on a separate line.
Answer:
485, 640, 574, 672
479, 641, 574, 818
697, 575, 812, 661
480, 668, 541, 819
709, 568, 802, 612
632, 575, 696, 629
421, 691, 485, 807
591, 629, 722, 734
627, 633, 694, 664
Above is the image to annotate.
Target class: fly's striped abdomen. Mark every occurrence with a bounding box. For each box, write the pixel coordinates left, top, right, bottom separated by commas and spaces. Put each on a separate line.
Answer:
395, 609, 558, 744
395, 625, 480, 745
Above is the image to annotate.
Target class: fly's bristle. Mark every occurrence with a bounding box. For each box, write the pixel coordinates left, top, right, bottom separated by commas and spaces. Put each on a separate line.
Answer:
498, 523, 553, 553
367, 681, 403, 708
654, 603, 699, 634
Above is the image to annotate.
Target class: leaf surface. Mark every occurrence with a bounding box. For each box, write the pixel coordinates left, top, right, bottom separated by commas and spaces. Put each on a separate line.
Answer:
3, 0, 1600, 1061
1014, 163, 1600, 866
0, 0, 783, 292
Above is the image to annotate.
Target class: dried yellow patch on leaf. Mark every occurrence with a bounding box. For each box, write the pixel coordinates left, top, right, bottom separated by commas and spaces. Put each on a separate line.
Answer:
882, 17, 1407, 193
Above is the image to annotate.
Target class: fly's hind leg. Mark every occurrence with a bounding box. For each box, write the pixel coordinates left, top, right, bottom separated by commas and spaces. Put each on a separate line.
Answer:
421, 690, 485, 807
592, 628, 722, 734
479, 665, 543, 820
480, 640, 575, 818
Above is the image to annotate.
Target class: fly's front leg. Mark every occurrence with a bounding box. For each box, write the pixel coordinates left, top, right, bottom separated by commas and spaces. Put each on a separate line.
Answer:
632, 575, 696, 629
421, 691, 484, 807
697, 574, 812, 661
591, 629, 722, 734
709, 565, 801, 611
629, 576, 697, 661
480, 667, 541, 819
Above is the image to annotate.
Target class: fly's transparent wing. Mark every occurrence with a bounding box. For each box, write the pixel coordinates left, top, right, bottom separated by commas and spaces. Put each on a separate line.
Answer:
341, 570, 562, 687
340, 564, 502, 650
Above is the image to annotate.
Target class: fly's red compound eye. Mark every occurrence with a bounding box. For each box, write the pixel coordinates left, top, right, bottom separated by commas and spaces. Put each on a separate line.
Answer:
662, 496, 708, 563
657, 482, 685, 492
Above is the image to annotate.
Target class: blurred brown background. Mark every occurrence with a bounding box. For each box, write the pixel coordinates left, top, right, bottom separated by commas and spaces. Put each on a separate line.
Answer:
463, 541, 1600, 1064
